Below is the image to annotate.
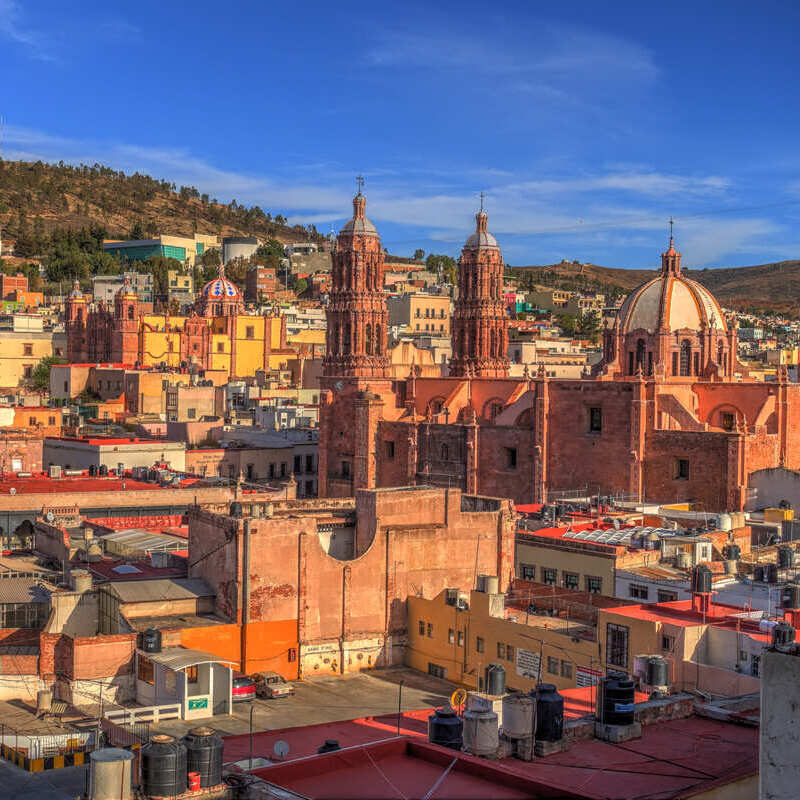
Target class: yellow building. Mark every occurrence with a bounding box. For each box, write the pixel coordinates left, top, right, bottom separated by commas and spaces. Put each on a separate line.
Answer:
388, 293, 451, 337
407, 584, 602, 693
0, 314, 66, 389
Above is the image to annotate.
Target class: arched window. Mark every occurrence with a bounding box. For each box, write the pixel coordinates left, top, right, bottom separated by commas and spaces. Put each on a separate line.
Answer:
128, 305, 134, 320
680, 340, 691, 377
635, 339, 646, 372
365, 323, 372, 355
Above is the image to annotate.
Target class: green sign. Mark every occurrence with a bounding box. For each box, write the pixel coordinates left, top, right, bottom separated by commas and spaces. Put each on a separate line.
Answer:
188, 697, 208, 711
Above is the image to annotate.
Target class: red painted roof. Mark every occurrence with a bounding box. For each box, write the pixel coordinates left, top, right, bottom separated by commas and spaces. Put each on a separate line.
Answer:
0, 475, 168, 494
88, 559, 186, 581
47, 436, 178, 446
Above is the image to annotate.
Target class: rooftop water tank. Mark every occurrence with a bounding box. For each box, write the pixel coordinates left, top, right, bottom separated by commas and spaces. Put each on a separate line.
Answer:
501, 692, 535, 739
691, 564, 712, 594
71, 569, 92, 593
599, 672, 635, 726
229, 501, 243, 518
142, 628, 162, 654
772, 621, 796, 650
646, 656, 669, 688
428, 707, 463, 751
778, 546, 795, 570
484, 663, 506, 696
676, 551, 691, 570
534, 684, 564, 742
89, 748, 134, 800
783, 583, 800, 611
765, 564, 779, 584
141, 735, 186, 800
462, 709, 499, 757
180, 727, 224, 789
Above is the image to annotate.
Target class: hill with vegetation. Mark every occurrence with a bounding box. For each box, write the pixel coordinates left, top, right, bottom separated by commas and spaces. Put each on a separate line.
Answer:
508, 259, 800, 316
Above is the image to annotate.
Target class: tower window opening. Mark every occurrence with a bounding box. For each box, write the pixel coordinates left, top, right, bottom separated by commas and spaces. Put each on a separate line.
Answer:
680, 340, 691, 377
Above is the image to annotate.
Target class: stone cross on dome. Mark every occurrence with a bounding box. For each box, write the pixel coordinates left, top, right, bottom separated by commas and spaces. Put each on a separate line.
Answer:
356, 175, 365, 195
661, 216, 681, 275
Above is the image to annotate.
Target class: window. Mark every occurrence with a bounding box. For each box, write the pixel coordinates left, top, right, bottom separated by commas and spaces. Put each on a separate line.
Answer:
457, 631, 464, 647
217, 342, 224, 352
48, 416, 55, 425
448, 628, 455, 644
23, 365, 33, 378
629, 583, 649, 600
427, 623, 433, 638
561, 660, 572, 679
497, 642, 506, 659
586, 576, 602, 594
428, 663, 446, 679
280, 463, 287, 477
542, 568, 557, 586
607, 623, 629, 668
672, 351, 679, 376
506, 644, 514, 662
385, 441, 395, 459
476, 636, 485, 653
589, 407, 602, 433
23, 344, 32, 356
675, 458, 689, 480
341, 461, 350, 478
658, 590, 678, 603
738, 650, 749, 662
137, 657, 154, 685
186, 665, 198, 684
187, 408, 196, 419
305, 454, 314, 472
661, 634, 675, 652
547, 657, 559, 674
693, 351, 700, 375
440, 444, 449, 460
520, 564, 535, 581
294, 455, 303, 473
563, 572, 579, 591
418, 620, 425, 636
269, 464, 275, 479
680, 340, 691, 377
29, 417, 36, 426
506, 447, 517, 469
721, 412, 735, 431
246, 325, 254, 339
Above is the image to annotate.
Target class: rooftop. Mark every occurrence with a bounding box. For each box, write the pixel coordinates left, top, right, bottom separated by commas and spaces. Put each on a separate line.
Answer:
0, 474, 196, 495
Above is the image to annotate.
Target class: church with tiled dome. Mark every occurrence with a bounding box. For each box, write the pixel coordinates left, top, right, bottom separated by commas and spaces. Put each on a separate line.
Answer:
66, 264, 289, 377
319, 189, 800, 513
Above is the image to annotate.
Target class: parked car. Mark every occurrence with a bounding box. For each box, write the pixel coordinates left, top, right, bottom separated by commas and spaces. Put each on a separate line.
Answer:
232, 673, 256, 702
253, 671, 295, 699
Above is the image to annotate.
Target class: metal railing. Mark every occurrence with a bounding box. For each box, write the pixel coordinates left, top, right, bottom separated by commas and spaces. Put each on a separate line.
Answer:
105, 703, 181, 725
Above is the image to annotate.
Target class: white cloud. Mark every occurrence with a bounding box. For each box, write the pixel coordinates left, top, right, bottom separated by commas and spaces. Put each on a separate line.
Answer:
0, 0, 54, 60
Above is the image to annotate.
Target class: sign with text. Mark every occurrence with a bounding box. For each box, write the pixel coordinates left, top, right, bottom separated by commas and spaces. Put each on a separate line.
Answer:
516, 647, 541, 681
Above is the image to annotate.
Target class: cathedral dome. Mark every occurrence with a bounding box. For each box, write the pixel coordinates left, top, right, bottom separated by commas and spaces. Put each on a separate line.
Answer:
339, 192, 379, 237
116, 275, 138, 301
617, 239, 726, 335
463, 209, 499, 250
201, 272, 240, 299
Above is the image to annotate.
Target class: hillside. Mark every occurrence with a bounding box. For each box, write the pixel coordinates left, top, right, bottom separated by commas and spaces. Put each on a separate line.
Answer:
0, 159, 323, 247
508, 259, 800, 315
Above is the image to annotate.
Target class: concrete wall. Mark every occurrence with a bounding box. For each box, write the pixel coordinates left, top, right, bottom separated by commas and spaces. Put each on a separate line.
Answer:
760, 649, 800, 800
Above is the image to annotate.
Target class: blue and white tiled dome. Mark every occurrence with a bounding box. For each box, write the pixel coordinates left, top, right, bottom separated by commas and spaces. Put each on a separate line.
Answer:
201, 276, 239, 298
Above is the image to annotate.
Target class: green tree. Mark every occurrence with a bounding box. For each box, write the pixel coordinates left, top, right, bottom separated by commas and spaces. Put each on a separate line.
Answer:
575, 310, 601, 342
29, 355, 65, 391
413, 248, 425, 260
294, 277, 308, 296
555, 313, 577, 336
128, 220, 145, 240
254, 240, 284, 269
426, 253, 457, 284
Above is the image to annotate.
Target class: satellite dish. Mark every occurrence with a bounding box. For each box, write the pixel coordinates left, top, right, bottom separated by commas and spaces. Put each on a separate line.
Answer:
273, 740, 289, 759
46, 511, 55, 523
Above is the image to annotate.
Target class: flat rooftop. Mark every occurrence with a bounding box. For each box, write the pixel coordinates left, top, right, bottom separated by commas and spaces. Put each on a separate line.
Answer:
0, 475, 198, 495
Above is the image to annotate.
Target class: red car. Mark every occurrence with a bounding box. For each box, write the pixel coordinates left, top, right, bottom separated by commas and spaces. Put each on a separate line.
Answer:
232, 673, 256, 702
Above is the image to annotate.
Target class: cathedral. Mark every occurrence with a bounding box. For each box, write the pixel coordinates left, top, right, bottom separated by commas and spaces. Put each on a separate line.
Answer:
65, 267, 289, 377
319, 189, 800, 512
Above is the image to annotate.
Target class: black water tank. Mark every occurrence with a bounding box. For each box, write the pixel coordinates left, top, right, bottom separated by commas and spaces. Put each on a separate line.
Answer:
772, 621, 796, 649
229, 501, 243, 518
778, 546, 795, 569
534, 684, 564, 742
99, 464, 108, 476
428, 707, 464, 751
601, 672, 636, 725
724, 544, 741, 561
141, 735, 187, 799
485, 663, 506, 696
646, 656, 669, 687
754, 565, 765, 582
142, 628, 162, 654
88, 464, 97, 477
181, 727, 223, 788
766, 564, 779, 584
317, 739, 340, 754
691, 564, 712, 594
783, 583, 800, 611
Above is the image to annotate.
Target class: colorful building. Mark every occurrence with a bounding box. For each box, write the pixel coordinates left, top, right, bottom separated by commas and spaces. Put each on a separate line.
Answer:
65, 267, 291, 379
102, 233, 217, 267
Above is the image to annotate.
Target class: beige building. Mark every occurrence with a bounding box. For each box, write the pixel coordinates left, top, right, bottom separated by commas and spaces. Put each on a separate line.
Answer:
0, 314, 67, 389
508, 339, 601, 379
167, 270, 195, 304
407, 583, 603, 693
388, 293, 451, 337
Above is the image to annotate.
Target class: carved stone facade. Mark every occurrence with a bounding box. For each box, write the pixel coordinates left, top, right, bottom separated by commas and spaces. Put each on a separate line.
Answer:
450, 208, 509, 378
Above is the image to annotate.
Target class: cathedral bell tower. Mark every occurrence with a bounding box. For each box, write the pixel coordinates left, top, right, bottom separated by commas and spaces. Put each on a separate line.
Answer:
111, 275, 140, 365
65, 280, 88, 363
450, 198, 509, 378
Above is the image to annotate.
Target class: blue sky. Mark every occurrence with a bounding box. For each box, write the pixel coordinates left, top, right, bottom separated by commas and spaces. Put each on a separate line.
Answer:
2, 0, 799, 268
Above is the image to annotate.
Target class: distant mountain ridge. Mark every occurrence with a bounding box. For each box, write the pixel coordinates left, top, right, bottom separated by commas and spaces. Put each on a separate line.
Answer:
508, 259, 800, 314
0, 159, 322, 247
